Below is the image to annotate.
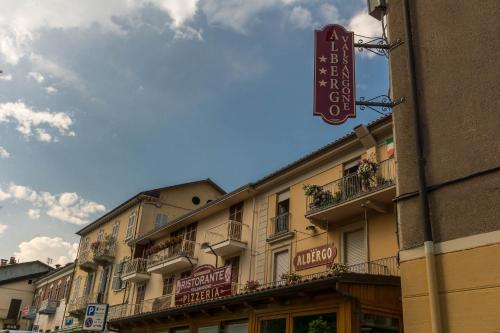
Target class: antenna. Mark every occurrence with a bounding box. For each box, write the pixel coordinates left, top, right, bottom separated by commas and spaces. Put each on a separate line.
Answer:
47, 258, 53, 265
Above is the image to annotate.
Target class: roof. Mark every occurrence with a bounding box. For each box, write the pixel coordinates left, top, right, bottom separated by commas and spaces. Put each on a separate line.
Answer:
132, 115, 393, 244
34, 262, 74, 286
0, 261, 53, 285
76, 178, 225, 235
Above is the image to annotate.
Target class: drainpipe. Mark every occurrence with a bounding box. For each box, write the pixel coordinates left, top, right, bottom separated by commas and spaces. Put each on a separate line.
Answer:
401, 0, 442, 332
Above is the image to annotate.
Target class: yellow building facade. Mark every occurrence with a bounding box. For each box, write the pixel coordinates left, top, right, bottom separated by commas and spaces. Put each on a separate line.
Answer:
60, 116, 402, 333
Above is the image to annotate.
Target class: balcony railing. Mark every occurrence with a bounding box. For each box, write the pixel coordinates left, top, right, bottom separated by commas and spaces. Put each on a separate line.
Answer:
269, 212, 291, 237
108, 257, 399, 322
205, 220, 248, 245
123, 258, 148, 276
93, 240, 117, 265
147, 239, 196, 268
305, 158, 396, 215
38, 299, 59, 314
77, 250, 97, 272
68, 293, 98, 315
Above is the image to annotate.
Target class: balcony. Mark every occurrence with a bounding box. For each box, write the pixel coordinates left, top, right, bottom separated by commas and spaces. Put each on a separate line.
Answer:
147, 239, 198, 275
92, 239, 117, 265
267, 213, 294, 243
305, 158, 396, 224
77, 250, 97, 272
68, 294, 97, 317
122, 258, 150, 283
203, 220, 248, 257
38, 299, 58, 315
21, 305, 37, 320
108, 295, 172, 321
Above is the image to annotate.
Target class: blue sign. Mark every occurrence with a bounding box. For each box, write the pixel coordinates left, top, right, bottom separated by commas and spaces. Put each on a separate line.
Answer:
87, 306, 96, 316
84, 318, 94, 328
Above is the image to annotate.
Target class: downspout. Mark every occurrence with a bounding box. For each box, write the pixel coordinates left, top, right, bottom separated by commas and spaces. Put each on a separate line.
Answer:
249, 197, 256, 280
401, 1, 442, 332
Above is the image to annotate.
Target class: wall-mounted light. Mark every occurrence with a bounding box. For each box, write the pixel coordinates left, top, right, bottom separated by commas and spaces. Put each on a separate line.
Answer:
305, 225, 317, 232
367, 0, 386, 21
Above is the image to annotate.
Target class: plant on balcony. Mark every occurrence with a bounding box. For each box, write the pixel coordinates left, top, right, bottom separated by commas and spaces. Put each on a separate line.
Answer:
144, 244, 161, 256
357, 158, 379, 188
244, 280, 260, 292
281, 272, 302, 284
329, 263, 349, 275
303, 184, 334, 209
90, 241, 101, 252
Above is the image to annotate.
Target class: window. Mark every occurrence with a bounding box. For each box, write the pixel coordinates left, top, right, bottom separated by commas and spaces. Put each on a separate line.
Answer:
125, 213, 136, 240
111, 222, 120, 238
261, 318, 286, 333
197, 325, 218, 333
112, 261, 126, 291
62, 278, 70, 300
84, 272, 95, 295
225, 256, 240, 284
154, 213, 168, 229
293, 313, 337, 333
71, 276, 81, 302
7, 299, 22, 320
97, 266, 111, 303
180, 270, 192, 279
97, 229, 104, 241
273, 250, 290, 282
81, 237, 89, 252
274, 191, 290, 234
47, 286, 54, 300
362, 313, 400, 332
229, 202, 244, 222
162, 274, 174, 295
192, 196, 201, 205
224, 322, 248, 333
343, 228, 366, 267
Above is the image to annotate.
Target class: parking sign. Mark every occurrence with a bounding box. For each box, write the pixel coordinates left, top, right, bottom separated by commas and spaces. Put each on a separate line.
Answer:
83, 304, 108, 331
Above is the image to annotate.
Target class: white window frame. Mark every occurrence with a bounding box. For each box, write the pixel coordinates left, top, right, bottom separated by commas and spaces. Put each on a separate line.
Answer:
111, 221, 120, 238
97, 229, 104, 241
125, 213, 136, 240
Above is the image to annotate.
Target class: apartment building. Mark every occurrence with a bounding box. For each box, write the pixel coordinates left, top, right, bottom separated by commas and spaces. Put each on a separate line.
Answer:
98, 115, 402, 333
62, 180, 225, 331
0, 259, 52, 330
31, 263, 74, 333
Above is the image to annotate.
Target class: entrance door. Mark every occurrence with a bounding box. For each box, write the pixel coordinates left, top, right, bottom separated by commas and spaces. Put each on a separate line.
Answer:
343, 228, 366, 271
135, 284, 146, 314
260, 318, 286, 333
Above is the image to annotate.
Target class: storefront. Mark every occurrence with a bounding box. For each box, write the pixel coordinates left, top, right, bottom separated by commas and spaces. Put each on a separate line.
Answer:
108, 272, 402, 333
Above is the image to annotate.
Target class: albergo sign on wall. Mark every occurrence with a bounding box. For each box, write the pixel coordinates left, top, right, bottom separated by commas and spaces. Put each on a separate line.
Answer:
175, 264, 232, 305
313, 24, 356, 125
293, 244, 337, 270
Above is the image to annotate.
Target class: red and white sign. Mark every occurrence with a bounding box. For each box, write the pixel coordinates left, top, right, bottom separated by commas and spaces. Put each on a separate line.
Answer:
293, 244, 337, 271
313, 24, 356, 125
175, 264, 232, 305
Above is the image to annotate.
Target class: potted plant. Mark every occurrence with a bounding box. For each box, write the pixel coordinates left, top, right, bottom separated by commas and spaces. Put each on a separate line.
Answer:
244, 280, 260, 292
357, 158, 379, 189
329, 263, 349, 275
90, 241, 101, 252
281, 272, 302, 284
308, 317, 329, 333
303, 184, 334, 209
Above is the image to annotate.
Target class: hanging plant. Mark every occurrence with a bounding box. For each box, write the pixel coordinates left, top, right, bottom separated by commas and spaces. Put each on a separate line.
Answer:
357, 158, 379, 188
329, 263, 349, 275
281, 272, 302, 284
244, 280, 260, 291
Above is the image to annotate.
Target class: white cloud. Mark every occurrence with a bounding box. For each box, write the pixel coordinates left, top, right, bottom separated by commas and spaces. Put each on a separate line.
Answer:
14, 236, 78, 266
288, 6, 313, 29
0, 183, 106, 225
27, 208, 41, 219
0, 101, 75, 142
0, 224, 7, 237
45, 86, 58, 94
27, 71, 45, 83
318, 3, 341, 24
0, 73, 13, 81
0, 146, 10, 159
347, 10, 383, 58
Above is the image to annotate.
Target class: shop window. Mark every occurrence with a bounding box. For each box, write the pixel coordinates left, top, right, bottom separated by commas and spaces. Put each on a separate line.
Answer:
292, 313, 337, 333
261, 318, 286, 333
224, 322, 248, 333
273, 250, 290, 282
197, 325, 218, 333
171, 328, 189, 333
362, 313, 400, 332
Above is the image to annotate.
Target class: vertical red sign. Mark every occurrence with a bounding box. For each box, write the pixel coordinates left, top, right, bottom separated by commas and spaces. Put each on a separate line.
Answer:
314, 24, 356, 125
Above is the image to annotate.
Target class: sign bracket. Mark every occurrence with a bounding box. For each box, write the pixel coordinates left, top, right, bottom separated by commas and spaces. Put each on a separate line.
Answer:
354, 35, 404, 57
356, 95, 405, 115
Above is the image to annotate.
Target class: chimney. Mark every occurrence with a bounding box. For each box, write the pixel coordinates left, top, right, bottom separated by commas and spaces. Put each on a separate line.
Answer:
9, 257, 16, 265
0, 259, 7, 266
55, 264, 61, 269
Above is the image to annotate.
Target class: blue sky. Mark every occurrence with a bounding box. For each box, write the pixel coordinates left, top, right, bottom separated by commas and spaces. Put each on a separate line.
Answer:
0, 0, 388, 265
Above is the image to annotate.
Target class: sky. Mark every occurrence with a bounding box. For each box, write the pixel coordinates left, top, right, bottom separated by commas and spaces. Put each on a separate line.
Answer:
0, 0, 389, 266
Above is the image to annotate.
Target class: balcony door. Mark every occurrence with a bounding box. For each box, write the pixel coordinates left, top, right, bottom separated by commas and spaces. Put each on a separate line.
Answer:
229, 202, 243, 240
343, 228, 367, 270
134, 284, 146, 314
275, 191, 290, 234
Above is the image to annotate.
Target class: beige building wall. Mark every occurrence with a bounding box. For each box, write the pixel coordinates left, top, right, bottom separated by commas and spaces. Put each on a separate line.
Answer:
387, 0, 500, 332
0, 279, 35, 330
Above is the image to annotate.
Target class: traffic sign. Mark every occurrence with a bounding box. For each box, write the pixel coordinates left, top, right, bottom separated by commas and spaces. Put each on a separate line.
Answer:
83, 303, 108, 331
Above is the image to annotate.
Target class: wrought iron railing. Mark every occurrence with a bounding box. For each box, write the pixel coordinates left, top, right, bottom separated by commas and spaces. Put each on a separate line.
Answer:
38, 299, 59, 314
93, 241, 117, 261
68, 293, 98, 313
77, 250, 93, 265
204, 220, 247, 245
147, 239, 196, 268
122, 258, 149, 277
108, 257, 399, 322
305, 158, 396, 214
269, 213, 291, 237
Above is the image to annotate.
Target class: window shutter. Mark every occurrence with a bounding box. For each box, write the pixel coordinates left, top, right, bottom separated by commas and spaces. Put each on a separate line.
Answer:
344, 229, 366, 266
274, 251, 289, 281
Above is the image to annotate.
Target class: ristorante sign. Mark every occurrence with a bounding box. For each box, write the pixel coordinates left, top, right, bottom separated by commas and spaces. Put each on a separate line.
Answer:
175, 264, 232, 306
293, 244, 337, 271
313, 24, 356, 125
